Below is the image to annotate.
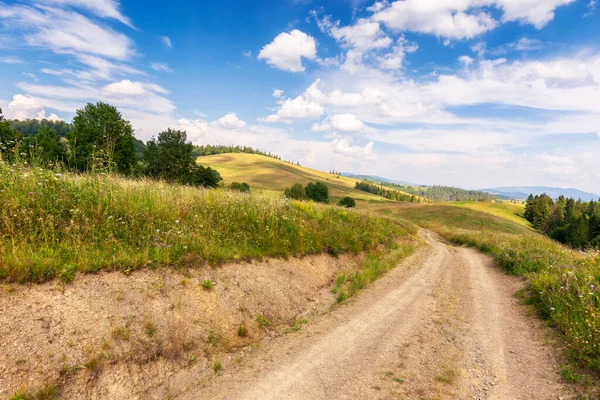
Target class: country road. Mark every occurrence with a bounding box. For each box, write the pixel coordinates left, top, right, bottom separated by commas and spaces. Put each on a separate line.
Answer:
180, 230, 571, 399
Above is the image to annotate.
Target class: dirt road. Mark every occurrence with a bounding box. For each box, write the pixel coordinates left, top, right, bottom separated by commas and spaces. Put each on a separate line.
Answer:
180, 230, 571, 399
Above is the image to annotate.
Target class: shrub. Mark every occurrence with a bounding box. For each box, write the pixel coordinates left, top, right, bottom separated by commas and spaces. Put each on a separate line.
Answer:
230, 182, 250, 192
284, 183, 307, 200
305, 182, 329, 203
339, 197, 356, 208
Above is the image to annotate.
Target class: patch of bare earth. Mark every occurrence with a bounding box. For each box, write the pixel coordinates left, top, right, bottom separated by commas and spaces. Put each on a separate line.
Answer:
181, 231, 577, 400
0, 252, 365, 399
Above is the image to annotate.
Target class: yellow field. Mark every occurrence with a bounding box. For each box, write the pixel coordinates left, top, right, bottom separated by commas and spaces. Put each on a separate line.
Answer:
197, 153, 399, 204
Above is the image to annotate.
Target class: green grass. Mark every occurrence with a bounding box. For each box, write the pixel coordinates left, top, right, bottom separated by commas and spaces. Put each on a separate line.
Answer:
196, 153, 414, 204
391, 203, 600, 371
0, 162, 414, 283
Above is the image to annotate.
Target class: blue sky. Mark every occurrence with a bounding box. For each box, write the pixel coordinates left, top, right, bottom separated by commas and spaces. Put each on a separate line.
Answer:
1, 0, 600, 192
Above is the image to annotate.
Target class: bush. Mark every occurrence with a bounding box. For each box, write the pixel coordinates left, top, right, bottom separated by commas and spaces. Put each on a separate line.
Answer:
230, 182, 250, 192
338, 197, 356, 208
284, 183, 307, 200
305, 182, 329, 203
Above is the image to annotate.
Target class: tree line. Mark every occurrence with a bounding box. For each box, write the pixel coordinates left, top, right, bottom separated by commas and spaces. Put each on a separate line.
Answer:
194, 144, 300, 166
525, 194, 600, 249
377, 182, 496, 202
0, 103, 222, 188
355, 180, 419, 203
284, 182, 356, 207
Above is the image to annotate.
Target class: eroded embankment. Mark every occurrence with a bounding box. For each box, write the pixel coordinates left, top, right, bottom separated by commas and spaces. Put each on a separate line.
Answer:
0, 252, 367, 399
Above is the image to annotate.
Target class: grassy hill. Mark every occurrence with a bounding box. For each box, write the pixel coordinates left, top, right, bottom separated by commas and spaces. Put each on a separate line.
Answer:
197, 153, 412, 204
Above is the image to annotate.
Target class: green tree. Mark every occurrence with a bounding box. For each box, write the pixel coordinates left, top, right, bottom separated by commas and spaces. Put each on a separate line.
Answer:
284, 183, 307, 200
305, 182, 329, 203
338, 197, 356, 208
0, 111, 23, 161
69, 102, 135, 174
23, 126, 66, 165
143, 128, 222, 188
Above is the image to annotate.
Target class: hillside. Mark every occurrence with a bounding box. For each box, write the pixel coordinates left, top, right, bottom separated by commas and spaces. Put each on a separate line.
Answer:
196, 153, 412, 204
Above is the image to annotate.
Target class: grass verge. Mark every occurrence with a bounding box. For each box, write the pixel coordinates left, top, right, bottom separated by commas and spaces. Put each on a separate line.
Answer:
0, 162, 409, 283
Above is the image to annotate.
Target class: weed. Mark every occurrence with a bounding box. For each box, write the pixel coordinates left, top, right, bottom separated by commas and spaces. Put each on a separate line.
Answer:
434, 368, 458, 384
237, 324, 248, 337
256, 314, 271, 330
394, 377, 406, 384
201, 280, 213, 290
111, 325, 130, 341
291, 318, 308, 332
207, 329, 218, 345
144, 321, 156, 338
213, 361, 222, 373
561, 365, 582, 383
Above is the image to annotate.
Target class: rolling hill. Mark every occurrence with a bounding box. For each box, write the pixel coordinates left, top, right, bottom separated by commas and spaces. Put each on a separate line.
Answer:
196, 153, 412, 204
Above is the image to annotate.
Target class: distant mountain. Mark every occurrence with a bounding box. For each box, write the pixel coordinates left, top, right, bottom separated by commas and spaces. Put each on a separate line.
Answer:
483, 186, 600, 201
341, 173, 422, 187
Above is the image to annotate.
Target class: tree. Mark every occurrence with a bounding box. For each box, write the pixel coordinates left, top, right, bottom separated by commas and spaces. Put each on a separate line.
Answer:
305, 182, 329, 203
143, 128, 222, 188
23, 126, 66, 165
338, 197, 356, 208
0, 117, 22, 161
284, 183, 307, 200
69, 102, 135, 174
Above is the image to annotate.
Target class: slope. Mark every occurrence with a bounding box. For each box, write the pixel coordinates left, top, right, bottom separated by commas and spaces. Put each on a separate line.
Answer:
197, 153, 411, 203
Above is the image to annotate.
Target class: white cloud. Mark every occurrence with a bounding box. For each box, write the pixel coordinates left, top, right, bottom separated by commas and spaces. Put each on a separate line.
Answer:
459, 55, 474, 66
378, 36, 418, 70
369, 0, 575, 40
371, 1, 498, 40
5, 94, 62, 121
0, 56, 24, 64
272, 89, 284, 98
22, 72, 38, 81
258, 30, 317, 72
330, 136, 375, 159
213, 112, 247, 129
495, 0, 575, 28
584, 0, 596, 16
101, 80, 146, 97
37, 0, 133, 27
160, 36, 172, 48
150, 62, 172, 72
264, 95, 324, 122
0, 4, 134, 60
242, 50, 252, 58
312, 114, 366, 132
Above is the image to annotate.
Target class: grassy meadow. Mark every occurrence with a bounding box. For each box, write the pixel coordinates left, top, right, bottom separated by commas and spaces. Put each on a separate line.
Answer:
196, 153, 415, 204
0, 161, 415, 284
391, 203, 600, 372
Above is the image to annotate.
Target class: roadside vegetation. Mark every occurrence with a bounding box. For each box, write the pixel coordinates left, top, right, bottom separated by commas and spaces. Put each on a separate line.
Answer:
393, 203, 600, 373
0, 159, 408, 283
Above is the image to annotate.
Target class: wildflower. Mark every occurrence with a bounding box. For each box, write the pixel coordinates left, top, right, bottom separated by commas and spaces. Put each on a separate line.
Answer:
28, 192, 33, 195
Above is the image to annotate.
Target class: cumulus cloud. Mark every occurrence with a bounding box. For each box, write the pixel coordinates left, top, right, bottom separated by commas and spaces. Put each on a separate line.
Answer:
213, 112, 246, 129
150, 62, 172, 72
258, 30, 317, 72
312, 114, 366, 132
101, 80, 146, 96
330, 136, 375, 159
5, 94, 62, 121
264, 95, 324, 123
272, 89, 284, 98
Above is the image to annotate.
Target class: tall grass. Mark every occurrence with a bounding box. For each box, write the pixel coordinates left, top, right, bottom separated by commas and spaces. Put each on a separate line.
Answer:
0, 162, 410, 283
393, 204, 600, 371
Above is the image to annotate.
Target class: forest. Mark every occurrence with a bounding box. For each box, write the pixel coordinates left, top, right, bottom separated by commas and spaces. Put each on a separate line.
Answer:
355, 180, 420, 203
525, 193, 600, 249
380, 182, 497, 202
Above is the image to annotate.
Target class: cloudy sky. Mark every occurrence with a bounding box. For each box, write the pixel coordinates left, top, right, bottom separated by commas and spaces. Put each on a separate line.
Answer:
1, 0, 599, 192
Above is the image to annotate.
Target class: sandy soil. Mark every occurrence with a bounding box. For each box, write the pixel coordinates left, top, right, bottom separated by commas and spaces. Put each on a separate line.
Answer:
180, 230, 574, 400
0, 252, 365, 399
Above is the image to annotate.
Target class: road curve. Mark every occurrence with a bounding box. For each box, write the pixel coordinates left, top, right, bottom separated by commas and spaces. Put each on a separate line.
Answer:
179, 230, 571, 400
